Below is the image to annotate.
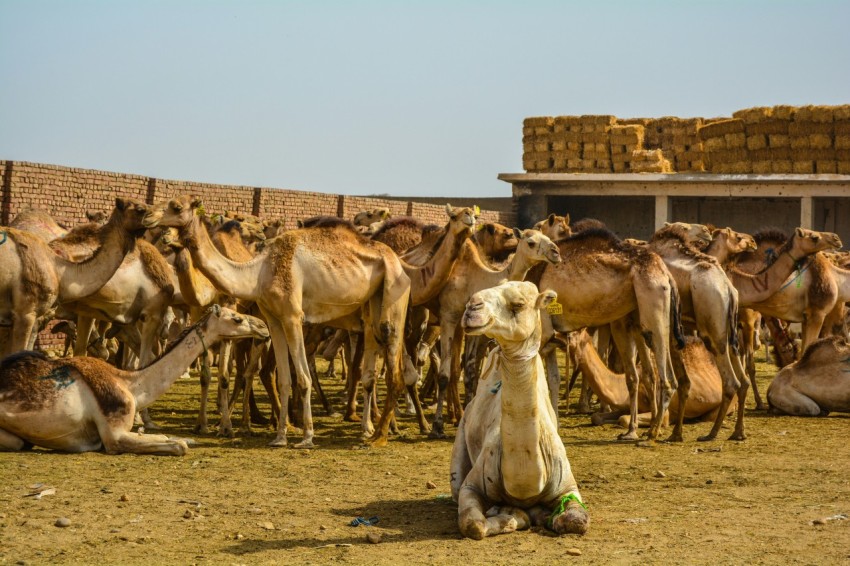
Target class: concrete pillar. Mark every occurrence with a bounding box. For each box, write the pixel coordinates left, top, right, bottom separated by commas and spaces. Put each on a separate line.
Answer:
654, 195, 671, 230
799, 196, 814, 229
517, 190, 547, 228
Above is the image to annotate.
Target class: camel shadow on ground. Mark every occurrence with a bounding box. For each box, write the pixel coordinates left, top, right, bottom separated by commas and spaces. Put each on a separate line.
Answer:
221, 497, 461, 555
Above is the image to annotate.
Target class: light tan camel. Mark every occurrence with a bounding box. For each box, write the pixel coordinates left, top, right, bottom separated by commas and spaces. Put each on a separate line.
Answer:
352, 207, 391, 229
0, 306, 268, 455
570, 330, 733, 427
428, 229, 561, 437
0, 198, 151, 357
534, 227, 684, 442
704, 227, 757, 267
647, 223, 751, 441
146, 196, 410, 448
532, 213, 571, 242
9, 208, 68, 242
450, 281, 588, 539
767, 335, 850, 416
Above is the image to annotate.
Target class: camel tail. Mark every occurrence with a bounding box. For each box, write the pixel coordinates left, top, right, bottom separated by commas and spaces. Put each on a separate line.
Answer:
669, 274, 686, 350
727, 290, 740, 355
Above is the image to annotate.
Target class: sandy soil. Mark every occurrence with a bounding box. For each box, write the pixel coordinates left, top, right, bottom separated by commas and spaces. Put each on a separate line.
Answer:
1, 357, 849, 565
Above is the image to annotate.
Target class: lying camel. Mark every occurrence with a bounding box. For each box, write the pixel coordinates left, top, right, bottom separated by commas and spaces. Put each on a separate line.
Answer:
0, 306, 269, 455
569, 330, 734, 427
767, 336, 850, 416
450, 281, 589, 539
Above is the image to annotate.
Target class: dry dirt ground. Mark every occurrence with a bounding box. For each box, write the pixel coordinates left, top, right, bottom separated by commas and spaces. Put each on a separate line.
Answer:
1, 355, 849, 565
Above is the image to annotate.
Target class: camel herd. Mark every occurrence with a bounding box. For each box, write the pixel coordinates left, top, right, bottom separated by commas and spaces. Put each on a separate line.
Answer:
2, 194, 850, 538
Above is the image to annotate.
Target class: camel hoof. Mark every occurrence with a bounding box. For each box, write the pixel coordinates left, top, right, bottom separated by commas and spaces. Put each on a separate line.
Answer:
143, 421, 162, 432
697, 434, 717, 442
419, 424, 432, 435
754, 404, 767, 411
366, 435, 388, 448
552, 507, 590, 535
616, 431, 639, 442
344, 413, 361, 423
238, 428, 254, 437
428, 429, 446, 440
268, 437, 288, 447
665, 433, 684, 443
217, 427, 234, 439
193, 424, 209, 435
294, 439, 315, 449
727, 432, 746, 441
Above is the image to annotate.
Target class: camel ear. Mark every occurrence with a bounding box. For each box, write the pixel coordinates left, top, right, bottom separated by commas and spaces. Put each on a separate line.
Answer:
296, 219, 305, 228
485, 223, 495, 235
190, 197, 202, 209
512, 227, 522, 239
114, 197, 128, 211
724, 227, 732, 236
664, 222, 671, 227
379, 208, 390, 220
547, 213, 556, 226
445, 203, 455, 218
564, 213, 570, 225
473, 205, 481, 218
536, 290, 557, 310
795, 227, 805, 237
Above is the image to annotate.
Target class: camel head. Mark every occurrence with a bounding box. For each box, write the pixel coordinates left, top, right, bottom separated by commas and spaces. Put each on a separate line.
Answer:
512, 228, 561, 266
113, 197, 157, 236
86, 210, 108, 224
199, 305, 270, 342
144, 195, 201, 230
715, 227, 757, 254
476, 222, 519, 255
263, 218, 286, 239
353, 207, 391, 227
662, 221, 712, 248
789, 228, 842, 259
446, 204, 478, 231
462, 281, 557, 345
533, 213, 571, 241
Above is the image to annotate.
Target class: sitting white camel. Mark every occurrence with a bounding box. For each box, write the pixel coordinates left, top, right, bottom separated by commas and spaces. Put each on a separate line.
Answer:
0, 306, 268, 456
767, 336, 850, 416
450, 281, 589, 539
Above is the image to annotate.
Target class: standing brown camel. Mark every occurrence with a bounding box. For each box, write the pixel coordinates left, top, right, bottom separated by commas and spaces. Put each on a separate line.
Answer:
146, 196, 410, 448
534, 228, 684, 442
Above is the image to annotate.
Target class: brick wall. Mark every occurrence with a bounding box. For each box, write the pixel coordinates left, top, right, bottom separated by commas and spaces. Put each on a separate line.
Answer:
0, 161, 517, 228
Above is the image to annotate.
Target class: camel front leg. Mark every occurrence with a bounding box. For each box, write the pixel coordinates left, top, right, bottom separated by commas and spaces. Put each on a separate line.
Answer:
699, 346, 743, 442
667, 347, 690, 442
402, 351, 431, 435
457, 485, 524, 540
101, 429, 189, 456
430, 317, 459, 439
262, 312, 294, 447
195, 350, 213, 434
281, 315, 315, 448
215, 339, 234, 437
344, 332, 363, 422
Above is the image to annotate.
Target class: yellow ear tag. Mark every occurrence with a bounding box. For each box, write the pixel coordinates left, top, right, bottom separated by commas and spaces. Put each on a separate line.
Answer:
473, 205, 481, 216
547, 299, 563, 315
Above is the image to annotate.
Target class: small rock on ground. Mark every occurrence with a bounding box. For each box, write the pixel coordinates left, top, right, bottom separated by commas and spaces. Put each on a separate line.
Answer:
566, 548, 582, 556
55, 517, 71, 528
366, 532, 382, 544
426, 481, 437, 489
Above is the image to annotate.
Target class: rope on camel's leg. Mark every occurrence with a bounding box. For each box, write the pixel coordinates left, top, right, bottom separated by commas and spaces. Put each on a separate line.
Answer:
546, 493, 587, 530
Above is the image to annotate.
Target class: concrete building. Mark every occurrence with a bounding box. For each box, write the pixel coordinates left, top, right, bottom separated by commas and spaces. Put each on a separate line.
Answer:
500, 172, 850, 242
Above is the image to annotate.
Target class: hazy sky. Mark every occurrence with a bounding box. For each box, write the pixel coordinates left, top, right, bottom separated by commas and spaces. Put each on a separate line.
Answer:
1, 1, 848, 197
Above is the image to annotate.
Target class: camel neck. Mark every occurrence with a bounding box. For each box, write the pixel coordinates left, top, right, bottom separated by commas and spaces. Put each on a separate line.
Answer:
55, 216, 131, 300
731, 244, 807, 306
404, 224, 470, 306
498, 328, 549, 501
181, 216, 263, 301
126, 325, 211, 409
576, 339, 629, 409
173, 247, 219, 308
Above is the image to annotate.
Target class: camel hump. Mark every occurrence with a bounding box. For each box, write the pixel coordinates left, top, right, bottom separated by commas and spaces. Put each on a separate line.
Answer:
137, 239, 176, 294
63, 358, 132, 417
797, 336, 850, 368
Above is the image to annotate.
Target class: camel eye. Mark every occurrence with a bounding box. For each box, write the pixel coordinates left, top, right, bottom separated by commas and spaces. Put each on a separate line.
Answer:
527, 240, 536, 248
173, 204, 183, 213
233, 316, 243, 323
813, 236, 820, 242
510, 302, 525, 312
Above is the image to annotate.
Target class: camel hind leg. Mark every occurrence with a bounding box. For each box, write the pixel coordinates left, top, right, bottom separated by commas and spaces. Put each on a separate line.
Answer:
0, 428, 30, 451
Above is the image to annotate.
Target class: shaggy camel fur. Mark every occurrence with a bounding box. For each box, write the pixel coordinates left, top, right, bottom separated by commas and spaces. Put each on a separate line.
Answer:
570, 330, 733, 427
0, 198, 151, 357
767, 335, 850, 416
0, 306, 268, 455
147, 196, 410, 448
533, 228, 684, 442
428, 230, 561, 437
450, 281, 588, 539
